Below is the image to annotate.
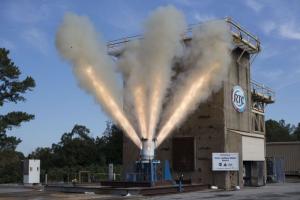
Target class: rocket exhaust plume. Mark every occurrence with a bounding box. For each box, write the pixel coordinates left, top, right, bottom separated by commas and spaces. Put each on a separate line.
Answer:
55, 13, 141, 148
144, 6, 186, 141
55, 8, 232, 153
119, 5, 186, 141
118, 41, 148, 139
156, 21, 232, 146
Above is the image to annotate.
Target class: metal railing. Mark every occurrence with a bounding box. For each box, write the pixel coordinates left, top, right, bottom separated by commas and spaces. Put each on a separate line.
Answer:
225, 17, 260, 53
107, 35, 141, 55
107, 17, 261, 55
45, 172, 121, 185
251, 80, 275, 102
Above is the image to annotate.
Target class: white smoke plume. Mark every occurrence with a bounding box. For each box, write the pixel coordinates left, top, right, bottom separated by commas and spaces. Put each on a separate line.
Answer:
55, 10, 233, 150
156, 20, 232, 146
56, 13, 120, 101
118, 5, 186, 140
55, 13, 141, 148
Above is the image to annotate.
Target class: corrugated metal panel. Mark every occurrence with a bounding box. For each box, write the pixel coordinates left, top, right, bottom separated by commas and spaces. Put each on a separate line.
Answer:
242, 136, 265, 161
266, 142, 300, 175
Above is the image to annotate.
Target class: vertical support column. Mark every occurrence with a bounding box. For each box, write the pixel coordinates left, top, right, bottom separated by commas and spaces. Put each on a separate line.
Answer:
45, 173, 48, 185
108, 163, 114, 181
150, 160, 154, 186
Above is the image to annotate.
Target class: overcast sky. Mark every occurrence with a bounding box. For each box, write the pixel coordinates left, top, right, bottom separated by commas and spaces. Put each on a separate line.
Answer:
1, 0, 299, 155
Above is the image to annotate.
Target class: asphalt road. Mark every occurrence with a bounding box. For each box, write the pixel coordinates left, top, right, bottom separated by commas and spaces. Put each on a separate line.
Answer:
0, 179, 300, 200
149, 182, 300, 200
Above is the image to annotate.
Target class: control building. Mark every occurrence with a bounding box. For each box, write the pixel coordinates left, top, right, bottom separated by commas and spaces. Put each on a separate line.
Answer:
108, 18, 275, 189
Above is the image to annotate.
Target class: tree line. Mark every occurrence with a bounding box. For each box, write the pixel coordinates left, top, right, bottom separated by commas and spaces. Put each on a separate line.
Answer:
0, 48, 35, 183
0, 48, 123, 183
266, 119, 300, 142
28, 122, 123, 183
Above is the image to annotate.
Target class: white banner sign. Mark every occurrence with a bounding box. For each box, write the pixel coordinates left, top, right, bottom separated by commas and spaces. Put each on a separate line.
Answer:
212, 153, 239, 171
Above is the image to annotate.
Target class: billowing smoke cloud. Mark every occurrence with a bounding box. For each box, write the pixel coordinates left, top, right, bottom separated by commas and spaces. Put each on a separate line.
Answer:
55, 10, 232, 150
56, 13, 120, 102
55, 13, 141, 148
118, 5, 186, 140
156, 20, 232, 146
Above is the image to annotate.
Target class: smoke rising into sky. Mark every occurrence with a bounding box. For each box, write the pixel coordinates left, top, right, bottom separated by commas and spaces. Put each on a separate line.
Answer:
55, 13, 141, 147
119, 5, 186, 141
56, 7, 232, 149
156, 20, 232, 146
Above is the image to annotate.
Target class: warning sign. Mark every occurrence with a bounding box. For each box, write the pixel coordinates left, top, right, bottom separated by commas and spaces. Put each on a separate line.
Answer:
212, 153, 239, 171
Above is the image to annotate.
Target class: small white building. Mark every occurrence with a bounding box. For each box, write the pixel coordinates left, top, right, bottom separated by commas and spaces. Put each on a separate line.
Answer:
23, 159, 40, 184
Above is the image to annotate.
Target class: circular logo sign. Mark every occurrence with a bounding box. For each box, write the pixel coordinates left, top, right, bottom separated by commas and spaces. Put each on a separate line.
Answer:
232, 85, 246, 112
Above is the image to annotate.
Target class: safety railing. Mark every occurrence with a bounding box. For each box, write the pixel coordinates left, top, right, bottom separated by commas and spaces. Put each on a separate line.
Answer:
225, 17, 260, 53
251, 80, 275, 103
107, 17, 261, 55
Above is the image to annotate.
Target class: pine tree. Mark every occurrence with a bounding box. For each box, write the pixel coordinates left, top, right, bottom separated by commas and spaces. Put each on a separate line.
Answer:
0, 48, 35, 183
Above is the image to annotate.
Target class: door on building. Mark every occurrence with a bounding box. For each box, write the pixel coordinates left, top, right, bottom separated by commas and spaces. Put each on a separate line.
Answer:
172, 137, 195, 172
242, 136, 265, 186
243, 161, 265, 186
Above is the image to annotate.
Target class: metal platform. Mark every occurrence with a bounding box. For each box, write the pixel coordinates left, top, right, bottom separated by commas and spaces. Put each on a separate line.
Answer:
45, 183, 209, 196
225, 17, 260, 54
100, 180, 173, 187
107, 17, 260, 56
251, 80, 275, 104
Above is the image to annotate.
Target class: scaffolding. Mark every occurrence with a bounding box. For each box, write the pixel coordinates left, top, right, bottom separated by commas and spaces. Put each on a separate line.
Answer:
251, 80, 275, 134
225, 17, 260, 54
251, 80, 275, 105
